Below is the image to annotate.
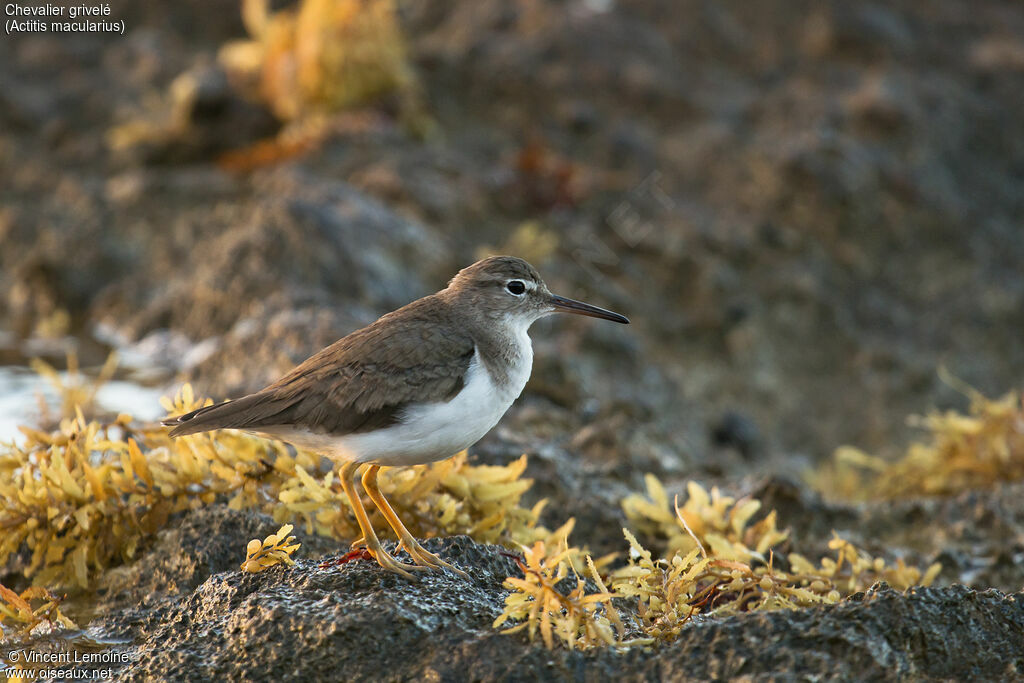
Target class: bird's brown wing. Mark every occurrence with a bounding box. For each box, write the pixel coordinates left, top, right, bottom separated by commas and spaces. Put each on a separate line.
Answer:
163, 299, 475, 437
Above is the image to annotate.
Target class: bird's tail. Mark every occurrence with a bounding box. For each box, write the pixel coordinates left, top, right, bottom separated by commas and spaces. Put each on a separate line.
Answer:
162, 393, 269, 437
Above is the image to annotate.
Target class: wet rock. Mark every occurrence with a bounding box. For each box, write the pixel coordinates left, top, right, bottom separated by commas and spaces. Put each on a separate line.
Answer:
92, 505, 343, 626
106, 536, 518, 682
8, 487, 1024, 680
83, 518, 1024, 682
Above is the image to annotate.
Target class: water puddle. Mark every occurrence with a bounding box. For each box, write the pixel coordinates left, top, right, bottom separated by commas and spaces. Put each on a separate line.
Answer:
0, 365, 168, 443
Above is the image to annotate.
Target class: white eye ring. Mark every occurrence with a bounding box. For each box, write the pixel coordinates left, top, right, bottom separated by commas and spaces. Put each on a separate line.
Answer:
506, 280, 526, 296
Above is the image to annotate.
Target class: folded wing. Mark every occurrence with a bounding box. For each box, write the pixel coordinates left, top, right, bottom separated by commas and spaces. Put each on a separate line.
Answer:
163, 298, 475, 438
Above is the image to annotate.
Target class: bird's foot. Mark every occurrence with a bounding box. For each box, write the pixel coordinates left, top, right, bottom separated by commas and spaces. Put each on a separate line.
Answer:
400, 536, 468, 578
366, 542, 428, 580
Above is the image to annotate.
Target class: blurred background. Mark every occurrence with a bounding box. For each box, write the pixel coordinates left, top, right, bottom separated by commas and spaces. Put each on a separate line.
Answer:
1, 0, 1022, 533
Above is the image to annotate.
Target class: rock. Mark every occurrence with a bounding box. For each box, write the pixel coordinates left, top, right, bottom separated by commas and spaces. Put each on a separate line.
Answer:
105, 536, 518, 682
750, 477, 1024, 593
86, 169, 449, 396
92, 505, 344, 627
57, 504, 1022, 681
710, 410, 762, 459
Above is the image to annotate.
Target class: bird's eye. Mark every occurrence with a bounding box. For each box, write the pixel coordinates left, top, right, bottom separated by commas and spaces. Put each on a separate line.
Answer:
506, 280, 526, 295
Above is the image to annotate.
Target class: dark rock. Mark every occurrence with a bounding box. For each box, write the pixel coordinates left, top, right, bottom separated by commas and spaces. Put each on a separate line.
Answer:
710, 410, 762, 459
749, 478, 1024, 593
42, 504, 1020, 681
105, 536, 519, 682
88, 527, 1024, 682
92, 505, 344, 624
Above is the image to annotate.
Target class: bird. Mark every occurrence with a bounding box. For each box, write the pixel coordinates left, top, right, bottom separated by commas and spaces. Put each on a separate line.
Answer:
163, 255, 629, 578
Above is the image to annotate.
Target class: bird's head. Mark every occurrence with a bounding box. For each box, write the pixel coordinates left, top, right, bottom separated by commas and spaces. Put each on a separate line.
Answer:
446, 255, 629, 328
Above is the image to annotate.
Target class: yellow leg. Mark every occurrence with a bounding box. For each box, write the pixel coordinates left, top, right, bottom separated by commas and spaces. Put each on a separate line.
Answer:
361, 464, 468, 578
338, 461, 423, 579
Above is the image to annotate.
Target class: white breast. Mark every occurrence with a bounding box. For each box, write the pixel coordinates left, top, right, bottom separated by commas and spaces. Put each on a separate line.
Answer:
275, 343, 533, 467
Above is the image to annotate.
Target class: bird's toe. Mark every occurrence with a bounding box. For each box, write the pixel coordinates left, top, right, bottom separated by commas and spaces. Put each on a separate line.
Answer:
403, 539, 467, 578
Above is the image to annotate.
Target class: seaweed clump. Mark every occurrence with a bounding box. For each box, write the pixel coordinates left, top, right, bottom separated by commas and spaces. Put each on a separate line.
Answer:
220, 0, 416, 121
240, 523, 301, 573
816, 384, 1024, 500
495, 474, 941, 650
622, 474, 788, 563
493, 542, 629, 650
0, 384, 552, 590
275, 448, 544, 545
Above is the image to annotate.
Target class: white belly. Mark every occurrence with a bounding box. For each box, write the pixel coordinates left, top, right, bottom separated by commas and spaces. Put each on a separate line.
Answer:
270, 344, 533, 467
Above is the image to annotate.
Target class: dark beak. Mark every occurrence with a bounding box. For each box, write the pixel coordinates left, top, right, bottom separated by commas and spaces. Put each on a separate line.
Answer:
550, 294, 630, 324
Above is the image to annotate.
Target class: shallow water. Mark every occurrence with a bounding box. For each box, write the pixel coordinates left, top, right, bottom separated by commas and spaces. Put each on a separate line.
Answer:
0, 365, 167, 442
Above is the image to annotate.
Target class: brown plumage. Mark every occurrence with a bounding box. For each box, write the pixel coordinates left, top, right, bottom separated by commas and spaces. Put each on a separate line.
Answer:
164, 295, 475, 438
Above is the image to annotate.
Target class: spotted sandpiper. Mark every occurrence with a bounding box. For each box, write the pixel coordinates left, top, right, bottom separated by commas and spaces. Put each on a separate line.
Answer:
163, 256, 629, 578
